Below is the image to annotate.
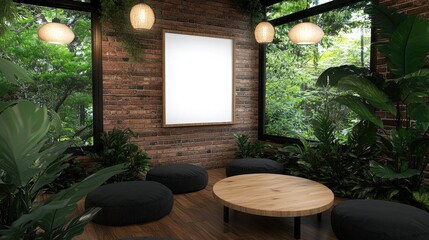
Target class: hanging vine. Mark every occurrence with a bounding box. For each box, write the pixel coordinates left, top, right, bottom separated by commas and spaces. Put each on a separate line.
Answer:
232, 0, 265, 28
100, 0, 144, 61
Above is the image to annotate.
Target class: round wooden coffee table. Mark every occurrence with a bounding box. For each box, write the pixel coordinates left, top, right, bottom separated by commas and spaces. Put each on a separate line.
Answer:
213, 173, 334, 239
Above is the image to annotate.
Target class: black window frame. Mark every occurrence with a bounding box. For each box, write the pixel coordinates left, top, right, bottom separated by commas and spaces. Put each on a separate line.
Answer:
13, 0, 103, 153
258, 0, 377, 144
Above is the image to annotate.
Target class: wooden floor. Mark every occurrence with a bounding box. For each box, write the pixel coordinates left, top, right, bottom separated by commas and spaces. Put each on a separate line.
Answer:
75, 168, 340, 240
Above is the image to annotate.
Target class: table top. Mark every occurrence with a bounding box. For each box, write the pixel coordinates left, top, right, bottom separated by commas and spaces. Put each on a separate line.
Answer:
212, 173, 334, 217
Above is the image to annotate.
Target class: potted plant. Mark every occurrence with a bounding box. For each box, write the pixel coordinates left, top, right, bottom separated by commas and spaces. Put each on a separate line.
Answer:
317, 4, 429, 207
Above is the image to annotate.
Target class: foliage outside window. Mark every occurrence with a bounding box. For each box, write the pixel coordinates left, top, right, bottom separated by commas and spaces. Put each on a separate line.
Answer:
0, 3, 94, 147
263, 0, 371, 141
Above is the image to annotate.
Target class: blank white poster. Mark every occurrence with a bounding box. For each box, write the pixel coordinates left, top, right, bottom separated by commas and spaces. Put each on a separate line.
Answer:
163, 32, 235, 127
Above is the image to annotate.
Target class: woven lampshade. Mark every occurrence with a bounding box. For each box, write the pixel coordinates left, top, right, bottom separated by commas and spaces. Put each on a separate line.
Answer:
288, 22, 324, 44
254, 21, 275, 44
37, 19, 75, 44
130, 3, 155, 30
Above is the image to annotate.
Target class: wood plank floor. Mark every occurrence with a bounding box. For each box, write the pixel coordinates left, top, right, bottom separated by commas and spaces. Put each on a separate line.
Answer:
75, 168, 341, 240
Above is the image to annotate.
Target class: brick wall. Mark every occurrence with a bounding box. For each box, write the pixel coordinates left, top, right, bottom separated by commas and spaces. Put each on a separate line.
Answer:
101, 0, 259, 168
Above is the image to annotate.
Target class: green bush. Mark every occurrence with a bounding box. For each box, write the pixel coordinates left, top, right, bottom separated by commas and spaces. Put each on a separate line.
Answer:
233, 133, 271, 158
90, 128, 151, 183
47, 159, 88, 193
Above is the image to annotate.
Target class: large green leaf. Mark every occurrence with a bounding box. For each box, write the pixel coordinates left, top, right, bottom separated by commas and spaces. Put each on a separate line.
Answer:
413, 190, 429, 210
335, 95, 383, 128
387, 16, 429, 77
336, 75, 396, 115
370, 160, 420, 180
39, 164, 126, 231
408, 103, 429, 131
0, 101, 51, 187
30, 153, 70, 196
316, 65, 368, 87
0, 58, 32, 84
365, 4, 406, 39
51, 207, 101, 240
399, 69, 429, 103
0, 199, 70, 240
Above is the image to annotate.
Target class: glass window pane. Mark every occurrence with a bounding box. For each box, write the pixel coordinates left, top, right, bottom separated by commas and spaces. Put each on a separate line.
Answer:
0, 3, 93, 147
264, 1, 370, 140
267, 0, 334, 20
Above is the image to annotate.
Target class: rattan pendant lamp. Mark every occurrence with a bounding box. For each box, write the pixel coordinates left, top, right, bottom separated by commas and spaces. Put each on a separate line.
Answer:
288, 22, 324, 44
254, 0, 275, 44
130, 3, 155, 30
38, 10, 75, 44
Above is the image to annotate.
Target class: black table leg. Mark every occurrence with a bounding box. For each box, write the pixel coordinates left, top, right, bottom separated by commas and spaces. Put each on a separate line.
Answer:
223, 206, 229, 223
294, 216, 301, 239
317, 213, 322, 222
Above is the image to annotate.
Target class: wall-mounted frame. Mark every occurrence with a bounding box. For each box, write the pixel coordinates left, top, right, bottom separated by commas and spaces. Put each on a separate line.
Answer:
163, 30, 235, 127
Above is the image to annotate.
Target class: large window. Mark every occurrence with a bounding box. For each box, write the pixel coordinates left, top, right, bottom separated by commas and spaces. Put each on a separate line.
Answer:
0, 0, 101, 150
260, 0, 372, 142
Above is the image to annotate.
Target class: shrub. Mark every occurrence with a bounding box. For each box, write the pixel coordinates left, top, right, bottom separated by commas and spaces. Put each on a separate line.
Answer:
90, 128, 151, 183
233, 133, 271, 158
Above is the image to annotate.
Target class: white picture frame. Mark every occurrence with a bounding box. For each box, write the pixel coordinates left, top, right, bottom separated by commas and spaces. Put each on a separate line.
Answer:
163, 31, 235, 127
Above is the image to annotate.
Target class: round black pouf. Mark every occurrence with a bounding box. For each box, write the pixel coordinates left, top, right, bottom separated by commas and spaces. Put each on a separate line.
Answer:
85, 181, 173, 226
117, 237, 175, 240
226, 158, 284, 177
146, 163, 208, 194
331, 200, 429, 240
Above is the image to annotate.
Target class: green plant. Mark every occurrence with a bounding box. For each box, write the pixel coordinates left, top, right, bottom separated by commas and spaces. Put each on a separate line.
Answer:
100, 0, 144, 60
233, 133, 271, 158
0, 58, 126, 239
46, 159, 88, 193
0, 0, 16, 37
90, 128, 151, 183
232, 0, 264, 28
277, 105, 378, 198
317, 4, 429, 204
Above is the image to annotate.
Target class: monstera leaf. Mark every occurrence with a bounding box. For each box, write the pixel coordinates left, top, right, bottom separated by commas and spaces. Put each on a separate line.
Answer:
0, 58, 32, 84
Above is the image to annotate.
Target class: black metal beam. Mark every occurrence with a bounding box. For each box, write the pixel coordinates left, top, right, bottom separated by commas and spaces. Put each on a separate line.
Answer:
269, 0, 364, 26
265, 0, 284, 7
14, 0, 95, 12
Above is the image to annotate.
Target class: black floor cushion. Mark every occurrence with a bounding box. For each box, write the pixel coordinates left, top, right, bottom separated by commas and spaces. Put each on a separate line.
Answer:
85, 181, 173, 226
331, 199, 429, 240
117, 238, 175, 240
226, 158, 284, 177
146, 163, 208, 194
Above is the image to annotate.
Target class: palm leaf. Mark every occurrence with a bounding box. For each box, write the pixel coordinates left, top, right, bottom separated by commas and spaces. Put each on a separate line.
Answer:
387, 16, 429, 77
